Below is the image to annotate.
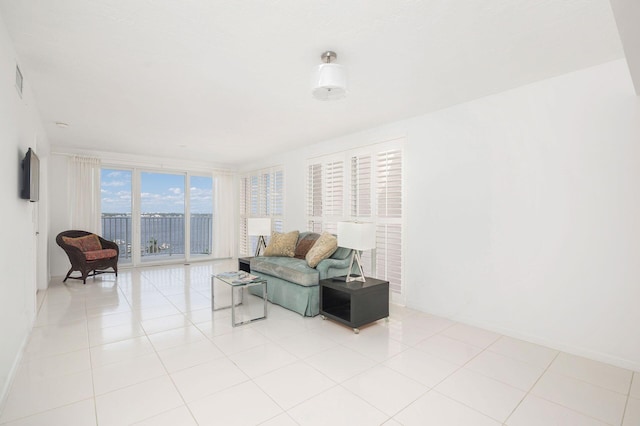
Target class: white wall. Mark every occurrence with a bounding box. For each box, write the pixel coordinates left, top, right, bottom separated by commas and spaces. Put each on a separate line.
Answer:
0, 14, 50, 404
244, 59, 640, 370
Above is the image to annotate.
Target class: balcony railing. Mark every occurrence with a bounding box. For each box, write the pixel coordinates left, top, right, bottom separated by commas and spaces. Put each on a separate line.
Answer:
101, 213, 213, 261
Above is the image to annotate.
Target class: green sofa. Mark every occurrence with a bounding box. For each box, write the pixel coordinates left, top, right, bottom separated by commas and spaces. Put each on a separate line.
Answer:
249, 232, 355, 316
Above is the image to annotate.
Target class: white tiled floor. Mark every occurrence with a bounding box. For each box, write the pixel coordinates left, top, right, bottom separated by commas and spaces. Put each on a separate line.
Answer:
1, 261, 638, 425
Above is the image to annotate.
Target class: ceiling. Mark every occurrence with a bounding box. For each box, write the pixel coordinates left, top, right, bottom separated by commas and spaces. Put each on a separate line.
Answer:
0, 0, 626, 166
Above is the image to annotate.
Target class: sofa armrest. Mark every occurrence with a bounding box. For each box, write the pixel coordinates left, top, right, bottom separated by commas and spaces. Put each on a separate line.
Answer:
316, 251, 355, 280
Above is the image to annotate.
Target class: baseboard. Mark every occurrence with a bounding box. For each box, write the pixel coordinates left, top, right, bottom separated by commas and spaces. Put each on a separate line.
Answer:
0, 326, 32, 413
454, 315, 640, 372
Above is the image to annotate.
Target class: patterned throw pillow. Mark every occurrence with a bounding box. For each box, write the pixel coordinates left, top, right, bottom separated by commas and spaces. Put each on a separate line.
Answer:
294, 233, 320, 259
305, 232, 338, 268
81, 234, 102, 252
62, 234, 102, 252
263, 230, 299, 257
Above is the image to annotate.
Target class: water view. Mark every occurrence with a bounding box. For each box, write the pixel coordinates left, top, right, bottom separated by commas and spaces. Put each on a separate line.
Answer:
102, 213, 213, 261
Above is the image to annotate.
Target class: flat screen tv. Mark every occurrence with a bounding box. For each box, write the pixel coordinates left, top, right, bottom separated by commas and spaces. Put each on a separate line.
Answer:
21, 147, 39, 202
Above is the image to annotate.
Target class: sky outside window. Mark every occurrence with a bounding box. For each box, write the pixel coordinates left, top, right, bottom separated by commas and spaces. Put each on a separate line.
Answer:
141, 172, 185, 214
101, 169, 132, 213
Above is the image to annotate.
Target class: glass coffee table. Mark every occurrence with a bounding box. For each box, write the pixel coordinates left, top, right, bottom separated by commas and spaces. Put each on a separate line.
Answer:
211, 272, 267, 327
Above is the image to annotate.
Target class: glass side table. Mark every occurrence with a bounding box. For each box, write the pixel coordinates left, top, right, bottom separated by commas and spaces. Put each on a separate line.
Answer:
211, 272, 267, 327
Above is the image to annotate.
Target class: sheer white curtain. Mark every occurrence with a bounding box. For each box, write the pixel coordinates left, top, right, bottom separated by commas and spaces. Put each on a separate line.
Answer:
212, 172, 235, 258
69, 156, 101, 233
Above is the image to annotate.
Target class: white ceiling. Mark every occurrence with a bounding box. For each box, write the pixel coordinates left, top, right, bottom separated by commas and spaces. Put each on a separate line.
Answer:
0, 0, 626, 166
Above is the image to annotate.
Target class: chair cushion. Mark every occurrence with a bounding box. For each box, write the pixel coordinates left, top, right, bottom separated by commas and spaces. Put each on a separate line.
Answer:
306, 232, 338, 268
84, 249, 117, 261
264, 230, 299, 257
62, 234, 102, 252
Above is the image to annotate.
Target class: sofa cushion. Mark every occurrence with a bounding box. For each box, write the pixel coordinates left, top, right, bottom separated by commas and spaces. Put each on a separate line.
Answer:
84, 249, 118, 261
251, 257, 319, 287
62, 234, 102, 252
294, 232, 320, 259
264, 230, 299, 257
306, 232, 338, 268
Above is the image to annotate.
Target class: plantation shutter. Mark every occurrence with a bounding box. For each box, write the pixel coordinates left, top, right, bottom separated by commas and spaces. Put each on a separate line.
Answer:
306, 160, 342, 233
324, 161, 343, 218
377, 149, 402, 219
350, 155, 372, 218
307, 163, 323, 232
272, 170, 284, 233
306, 140, 404, 299
376, 149, 403, 293
239, 167, 285, 256
239, 177, 249, 255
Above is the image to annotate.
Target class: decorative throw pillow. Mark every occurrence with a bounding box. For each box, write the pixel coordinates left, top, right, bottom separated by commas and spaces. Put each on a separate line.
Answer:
294, 233, 320, 259
263, 230, 299, 257
305, 232, 338, 268
62, 234, 102, 252
80, 234, 102, 252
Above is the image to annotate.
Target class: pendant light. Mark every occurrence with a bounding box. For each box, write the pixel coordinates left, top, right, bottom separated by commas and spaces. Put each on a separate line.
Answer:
312, 51, 347, 101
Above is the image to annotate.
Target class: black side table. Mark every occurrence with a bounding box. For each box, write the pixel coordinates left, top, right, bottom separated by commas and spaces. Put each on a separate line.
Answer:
319, 277, 389, 333
238, 257, 253, 273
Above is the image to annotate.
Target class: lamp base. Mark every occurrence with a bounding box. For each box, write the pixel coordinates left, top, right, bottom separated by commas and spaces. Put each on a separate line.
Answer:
344, 251, 367, 283
332, 275, 364, 282
254, 235, 267, 257
345, 274, 366, 283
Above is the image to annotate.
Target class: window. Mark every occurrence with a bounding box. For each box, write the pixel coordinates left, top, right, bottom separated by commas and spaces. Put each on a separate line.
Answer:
101, 168, 216, 265
306, 139, 404, 300
189, 175, 214, 257
101, 169, 132, 263
239, 167, 284, 256
140, 172, 185, 262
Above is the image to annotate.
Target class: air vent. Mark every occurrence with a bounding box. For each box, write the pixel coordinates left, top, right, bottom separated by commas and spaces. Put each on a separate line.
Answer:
15, 64, 23, 98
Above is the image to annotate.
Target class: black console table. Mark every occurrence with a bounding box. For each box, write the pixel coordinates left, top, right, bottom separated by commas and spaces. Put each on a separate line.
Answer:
319, 277, 389, 333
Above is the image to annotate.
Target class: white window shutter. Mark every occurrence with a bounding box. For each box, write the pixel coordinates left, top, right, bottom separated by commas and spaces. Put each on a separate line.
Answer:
240, 167, 285, 256
350, 155, 372, 218
324, 161, 344, 218
377, 149, 402, 218
305, 141, 403, 298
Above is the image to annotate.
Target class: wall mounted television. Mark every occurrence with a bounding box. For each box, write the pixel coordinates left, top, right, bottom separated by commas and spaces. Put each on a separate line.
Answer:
21, 147, 39, 202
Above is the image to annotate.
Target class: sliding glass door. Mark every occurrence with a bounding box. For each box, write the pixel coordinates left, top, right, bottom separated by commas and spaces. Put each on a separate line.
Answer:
189, 175, 213, 258
101, 168, 216, 266
140, 172, 186, 262
101, 169, 133, 264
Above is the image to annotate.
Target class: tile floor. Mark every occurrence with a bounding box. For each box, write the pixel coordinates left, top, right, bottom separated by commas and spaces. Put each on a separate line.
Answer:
0, 261, 638, 425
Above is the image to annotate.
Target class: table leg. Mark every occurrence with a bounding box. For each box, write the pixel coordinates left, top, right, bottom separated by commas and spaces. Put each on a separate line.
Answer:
231, 285, 236, 326
210, 276, 214, 311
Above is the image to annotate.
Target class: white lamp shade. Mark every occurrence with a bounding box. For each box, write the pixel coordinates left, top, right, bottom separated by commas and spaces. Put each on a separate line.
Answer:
312, 63, 347, 101
247, 218, 272, 236
337, 222, 376, 250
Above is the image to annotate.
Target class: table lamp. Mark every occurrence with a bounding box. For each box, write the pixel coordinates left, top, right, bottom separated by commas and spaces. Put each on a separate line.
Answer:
248, 218, 271, 257
337, 221, 376, 282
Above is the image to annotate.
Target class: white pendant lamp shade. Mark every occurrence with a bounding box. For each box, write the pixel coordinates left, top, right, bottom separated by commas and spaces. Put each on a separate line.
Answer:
312, 51, 347, 101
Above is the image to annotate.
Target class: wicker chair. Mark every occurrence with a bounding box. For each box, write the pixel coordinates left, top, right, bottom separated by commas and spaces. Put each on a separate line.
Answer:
56, 230, 119, 284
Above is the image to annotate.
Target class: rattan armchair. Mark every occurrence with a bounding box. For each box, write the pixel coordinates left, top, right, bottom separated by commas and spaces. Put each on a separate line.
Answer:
56, 230, 119, 284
